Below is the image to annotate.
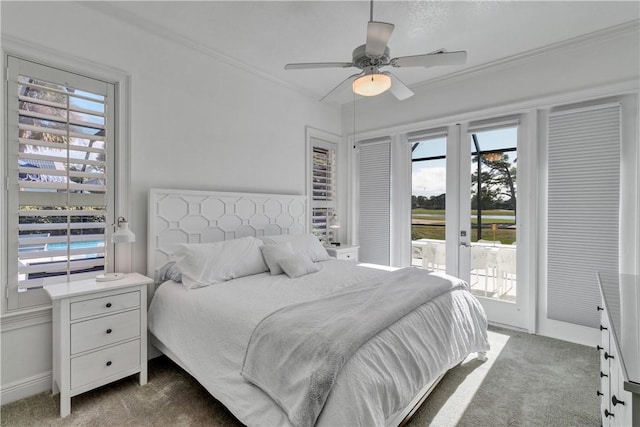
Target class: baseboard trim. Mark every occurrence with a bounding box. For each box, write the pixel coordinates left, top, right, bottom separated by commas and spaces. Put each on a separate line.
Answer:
1, 371, 52, 406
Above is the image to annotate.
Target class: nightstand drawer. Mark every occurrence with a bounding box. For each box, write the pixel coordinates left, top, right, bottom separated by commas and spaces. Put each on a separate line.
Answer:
337, 251, 357, 261
71, 291, 140, 320
71, 310, 140, 355
71, 339, 140, 389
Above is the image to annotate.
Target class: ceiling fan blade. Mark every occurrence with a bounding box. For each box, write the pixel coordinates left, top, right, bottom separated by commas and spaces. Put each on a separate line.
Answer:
319, 72, 363, 103
285, 62, 354, 70
385, 72, 414, 101
391, 50, 467, 68
365, 21, 394, 57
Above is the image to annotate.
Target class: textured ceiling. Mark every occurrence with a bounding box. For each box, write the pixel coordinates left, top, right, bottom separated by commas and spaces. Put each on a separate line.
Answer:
97, 1, 639, 103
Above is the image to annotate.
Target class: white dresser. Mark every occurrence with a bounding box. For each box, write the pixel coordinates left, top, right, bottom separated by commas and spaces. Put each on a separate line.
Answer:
324, 245, 359, 261
597, 272, 640, 426
44, 273, 152, 417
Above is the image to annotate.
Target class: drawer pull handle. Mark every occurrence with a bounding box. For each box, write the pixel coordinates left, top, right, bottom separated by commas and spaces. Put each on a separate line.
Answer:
106, 303, 112, 308
106, 328, 112, 334
597, 390, 604, 397
604, 409, 614, 418
597, 305, 604, 311
604, 351, 614, 360
596, 345, 603, 351
600, 325, 608, 331
612, 395, 625, 406
600, 371, 608, 378
106, 361, 112, 367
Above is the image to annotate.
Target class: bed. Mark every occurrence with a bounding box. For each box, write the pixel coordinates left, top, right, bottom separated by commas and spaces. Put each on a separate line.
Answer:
146, 188, 490, 426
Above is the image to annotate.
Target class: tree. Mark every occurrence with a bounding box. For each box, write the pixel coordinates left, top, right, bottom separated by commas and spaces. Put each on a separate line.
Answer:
471, 153, 516, 214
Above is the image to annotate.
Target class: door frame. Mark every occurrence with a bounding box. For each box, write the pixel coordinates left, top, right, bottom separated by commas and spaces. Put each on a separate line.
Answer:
452, 114, 535, 331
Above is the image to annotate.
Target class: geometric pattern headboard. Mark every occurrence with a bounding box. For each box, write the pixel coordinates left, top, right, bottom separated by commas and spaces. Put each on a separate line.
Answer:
147, 188, 308, 275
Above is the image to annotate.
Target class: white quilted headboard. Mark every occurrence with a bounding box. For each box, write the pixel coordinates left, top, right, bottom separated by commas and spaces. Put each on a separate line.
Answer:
147, 188, 308, 275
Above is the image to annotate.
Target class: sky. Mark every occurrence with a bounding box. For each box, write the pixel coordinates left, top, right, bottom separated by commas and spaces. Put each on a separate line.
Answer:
412, 127, 517, 198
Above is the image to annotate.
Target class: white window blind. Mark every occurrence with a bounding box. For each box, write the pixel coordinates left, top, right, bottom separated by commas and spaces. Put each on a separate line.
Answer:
6, 56, 115, 310
547, 103, 620, 328
358, 138, 391, 265
310, 138, 337, 243
407, 127, 448, 143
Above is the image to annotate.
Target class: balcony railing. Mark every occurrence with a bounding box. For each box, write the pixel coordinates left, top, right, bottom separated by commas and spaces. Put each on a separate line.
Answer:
411, 238, 516, 301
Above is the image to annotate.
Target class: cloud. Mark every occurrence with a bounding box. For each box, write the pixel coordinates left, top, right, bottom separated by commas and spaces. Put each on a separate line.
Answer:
412, 165, 446, 197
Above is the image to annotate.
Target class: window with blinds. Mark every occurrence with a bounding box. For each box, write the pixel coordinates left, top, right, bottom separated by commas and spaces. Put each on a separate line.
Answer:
358, 138, 391, 265
547, 103, 620, 328
6, 56, 115, 310
310, 141, 337, 243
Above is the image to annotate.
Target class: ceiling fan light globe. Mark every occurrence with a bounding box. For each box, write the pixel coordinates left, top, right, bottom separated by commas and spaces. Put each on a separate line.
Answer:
352, 73, 391, 97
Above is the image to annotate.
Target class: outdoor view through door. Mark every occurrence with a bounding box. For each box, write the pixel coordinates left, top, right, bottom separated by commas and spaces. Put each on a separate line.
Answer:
412, 127, 517, 302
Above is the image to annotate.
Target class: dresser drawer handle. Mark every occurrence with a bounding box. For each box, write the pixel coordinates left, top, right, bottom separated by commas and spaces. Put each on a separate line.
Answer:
106, 361, 112, 367
597, 305, 604, 311
596, 345, 603, 351
604, 352, 614, 360
604, 409, 614, 418
600, 325, 608, 331
597, 390, 604, 397
612, 395, 625, 406
106, 328, 112, 334
600, 371, 608, 378
106, 303, 112, 308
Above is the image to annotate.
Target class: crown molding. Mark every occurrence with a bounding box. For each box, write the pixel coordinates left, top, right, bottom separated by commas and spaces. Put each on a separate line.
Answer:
79, 1, 319, 100
411, 19, 640, 93
79, 3, 638, 106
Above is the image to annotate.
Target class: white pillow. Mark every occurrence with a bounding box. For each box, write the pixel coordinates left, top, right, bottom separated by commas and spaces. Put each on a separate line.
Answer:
173, 236, 268, 289
260, 233, 331, 262
155, 260, 182, 284
279, 253, 321, 278
260, 242, 294, 275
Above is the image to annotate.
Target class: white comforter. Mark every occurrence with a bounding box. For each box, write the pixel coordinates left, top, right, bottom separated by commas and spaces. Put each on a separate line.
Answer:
148, 260, 489, 427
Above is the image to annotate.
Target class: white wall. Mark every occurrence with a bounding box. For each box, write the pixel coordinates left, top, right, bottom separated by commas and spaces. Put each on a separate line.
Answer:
342, 22, 639, 345
342, 22, 639, 133
0, 1, 341, 404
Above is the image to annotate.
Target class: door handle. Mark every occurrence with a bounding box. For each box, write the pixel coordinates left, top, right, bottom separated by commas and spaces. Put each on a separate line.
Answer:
460, 242, 470, 247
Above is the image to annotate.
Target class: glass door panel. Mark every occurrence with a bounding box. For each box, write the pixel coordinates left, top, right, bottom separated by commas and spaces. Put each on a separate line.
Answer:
411, 136, 447, 272
467, 126, 518, 302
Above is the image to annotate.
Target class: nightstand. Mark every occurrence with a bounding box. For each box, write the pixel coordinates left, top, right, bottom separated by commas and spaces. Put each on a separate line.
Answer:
44, 273, 153, 417
324, 245, 359, 261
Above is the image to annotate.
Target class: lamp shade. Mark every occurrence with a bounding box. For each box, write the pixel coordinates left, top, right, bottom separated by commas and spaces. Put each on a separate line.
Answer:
111, 219, 135, 243
353, 73, 391, 97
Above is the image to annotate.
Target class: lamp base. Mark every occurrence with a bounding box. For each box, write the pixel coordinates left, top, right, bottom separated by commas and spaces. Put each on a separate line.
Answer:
96, 272, 126, 282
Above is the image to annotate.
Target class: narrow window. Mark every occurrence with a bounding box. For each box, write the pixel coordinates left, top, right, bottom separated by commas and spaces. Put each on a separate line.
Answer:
310, 139, 337, 243
6, 56, 115, 310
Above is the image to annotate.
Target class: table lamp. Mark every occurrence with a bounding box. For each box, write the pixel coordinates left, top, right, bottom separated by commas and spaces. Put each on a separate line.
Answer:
96, 216, 136, 282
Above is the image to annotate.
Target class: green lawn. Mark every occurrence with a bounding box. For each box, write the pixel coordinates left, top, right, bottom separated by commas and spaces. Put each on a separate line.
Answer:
412, 225, 516, 244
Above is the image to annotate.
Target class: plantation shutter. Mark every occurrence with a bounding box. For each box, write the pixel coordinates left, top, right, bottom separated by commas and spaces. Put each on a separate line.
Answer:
310, 138, 337, 242
7, 56, 115, 309
358, 137, 391, 265
547, 103, 620, 328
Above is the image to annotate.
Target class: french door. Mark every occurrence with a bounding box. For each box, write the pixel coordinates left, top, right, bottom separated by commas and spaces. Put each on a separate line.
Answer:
411, 118, 531, 330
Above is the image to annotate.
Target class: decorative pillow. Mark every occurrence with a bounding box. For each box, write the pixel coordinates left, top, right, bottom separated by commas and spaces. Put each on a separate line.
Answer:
260, 233, 331, 262
155, 260, 182, 283
173, 236, 268, 289
260, 242, 294, 275
279, 253, 321, 278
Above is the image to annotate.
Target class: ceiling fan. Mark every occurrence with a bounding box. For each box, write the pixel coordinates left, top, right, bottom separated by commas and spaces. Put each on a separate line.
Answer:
284, 0, 467, 102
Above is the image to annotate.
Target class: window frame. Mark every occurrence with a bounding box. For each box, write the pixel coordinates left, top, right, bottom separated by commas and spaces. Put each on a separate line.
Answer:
306, 127, 341, 244
2, 43, 131, 315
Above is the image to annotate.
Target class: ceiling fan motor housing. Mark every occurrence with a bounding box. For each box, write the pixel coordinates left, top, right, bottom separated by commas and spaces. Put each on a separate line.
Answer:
352, 44, 390, 69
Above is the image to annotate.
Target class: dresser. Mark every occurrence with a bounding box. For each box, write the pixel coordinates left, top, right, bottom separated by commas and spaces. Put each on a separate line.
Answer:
597, 272, 640, 426
324, 245, 359, 261
44, 273, 153, 417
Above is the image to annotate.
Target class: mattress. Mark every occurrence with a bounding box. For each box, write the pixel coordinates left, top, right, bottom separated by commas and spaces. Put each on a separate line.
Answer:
147, 260, 489, 426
